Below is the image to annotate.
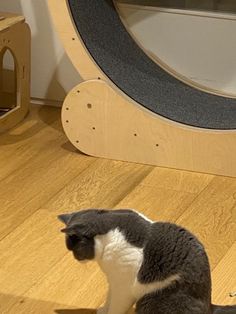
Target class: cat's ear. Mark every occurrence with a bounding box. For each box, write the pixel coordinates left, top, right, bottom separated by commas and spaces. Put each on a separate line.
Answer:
61, 223, 95, 238
61, 225, 77, 235
58, 213, 73, 225
61, 223, 86, 235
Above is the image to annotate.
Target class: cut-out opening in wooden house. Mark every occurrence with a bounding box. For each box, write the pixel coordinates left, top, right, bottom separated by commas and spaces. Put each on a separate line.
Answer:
0, 48, 17, 116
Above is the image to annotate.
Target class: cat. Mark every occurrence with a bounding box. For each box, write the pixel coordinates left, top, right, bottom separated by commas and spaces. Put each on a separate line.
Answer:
58, 209, 236, 314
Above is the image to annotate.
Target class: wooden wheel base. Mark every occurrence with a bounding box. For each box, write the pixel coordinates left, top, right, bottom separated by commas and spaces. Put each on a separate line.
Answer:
62, 80, 236, 177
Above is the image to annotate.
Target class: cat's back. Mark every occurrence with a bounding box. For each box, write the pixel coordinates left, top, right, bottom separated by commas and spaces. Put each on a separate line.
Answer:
138, 222, 211, 286
148, 221, 205, 261
136, 222, 212, 311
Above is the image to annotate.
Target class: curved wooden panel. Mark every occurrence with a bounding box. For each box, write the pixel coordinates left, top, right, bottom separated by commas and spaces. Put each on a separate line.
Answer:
48, 0, 236, 100
62, 80, 236, 177
47, 0, 104, 81
50, 0, 236, 129
48, 0, 236, 176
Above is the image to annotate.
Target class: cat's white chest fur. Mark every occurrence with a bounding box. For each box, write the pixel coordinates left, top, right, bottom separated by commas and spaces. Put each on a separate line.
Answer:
95, 228, 143, 286
95, 228, 180, 314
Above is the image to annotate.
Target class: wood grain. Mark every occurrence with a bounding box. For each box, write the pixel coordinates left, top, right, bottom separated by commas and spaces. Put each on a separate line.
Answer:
0, 105, 64, 180
177, 176, 236, 268
62, 80, 236, 177
0, 12, 24, 32
0, 105, 235, 313
0, 106, 95, 240
212, 241, 236, 305
48, 0, 236, 178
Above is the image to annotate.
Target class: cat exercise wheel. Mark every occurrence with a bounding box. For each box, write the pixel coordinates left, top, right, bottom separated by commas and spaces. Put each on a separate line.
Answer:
48, 0, 236, 177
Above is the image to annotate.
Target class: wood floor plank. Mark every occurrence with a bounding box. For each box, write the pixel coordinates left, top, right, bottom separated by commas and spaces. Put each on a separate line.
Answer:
0, 160, 152, 312
116, 167, 214, 222
1, 105, 235, 314
212, 241, 236, 306
18, 258, 106, 313
0, 127, 65, 181
45, 159, 152, 211
0, 106, 67, 181
0, 148, 95, 239
0, 294, 90, 314
177, 177, 236, 268
7, 168, 215, 313
0, 209, 66, 308
0, 105, 60, 157
0, 129, 67, 181
117, 185, 198, 222
0, 294, 97, 314
0, 209, 106, 312
140, 167, 214, 194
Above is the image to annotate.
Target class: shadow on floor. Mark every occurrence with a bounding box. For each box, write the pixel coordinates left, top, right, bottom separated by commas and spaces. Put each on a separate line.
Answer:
0, 105, 61, 145
56, 309, 97, 314
38, 105, 62, 132
56, 307, 136, 314
60, 141, 89, 157
0, 292, 98, 314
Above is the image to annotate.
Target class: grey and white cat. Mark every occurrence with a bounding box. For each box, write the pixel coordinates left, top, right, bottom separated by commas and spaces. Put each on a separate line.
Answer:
58, 209, 236, 314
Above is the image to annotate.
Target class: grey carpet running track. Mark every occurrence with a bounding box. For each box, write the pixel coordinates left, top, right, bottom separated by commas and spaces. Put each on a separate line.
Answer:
68, 0, 236, 129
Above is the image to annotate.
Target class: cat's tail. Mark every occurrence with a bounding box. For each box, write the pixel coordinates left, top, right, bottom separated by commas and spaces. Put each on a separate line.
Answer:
212, 304, 236, 314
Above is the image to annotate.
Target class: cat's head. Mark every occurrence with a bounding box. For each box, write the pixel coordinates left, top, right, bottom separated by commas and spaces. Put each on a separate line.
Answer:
58, 209, 110, 262
58, 208, 147, 262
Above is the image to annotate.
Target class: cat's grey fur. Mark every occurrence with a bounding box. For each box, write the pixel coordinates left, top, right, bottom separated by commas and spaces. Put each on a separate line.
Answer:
58, 209, 236, 314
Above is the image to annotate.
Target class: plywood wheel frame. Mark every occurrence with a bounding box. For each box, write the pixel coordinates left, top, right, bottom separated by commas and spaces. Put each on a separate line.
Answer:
62, 80, 236, 177
48, 0, 236, 177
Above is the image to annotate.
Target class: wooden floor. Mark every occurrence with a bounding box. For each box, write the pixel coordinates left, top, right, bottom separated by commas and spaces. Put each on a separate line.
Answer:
0, 104, 236, 314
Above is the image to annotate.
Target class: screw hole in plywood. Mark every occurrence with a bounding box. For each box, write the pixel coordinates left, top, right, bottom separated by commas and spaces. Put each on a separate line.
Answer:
156, 144, 159, 147
72, 37, 75, 41
92, 127, 96, 130
134, 133, 137, 137
87, 103, 92, 109
77, 90, 80, 93
66, 120, 69, 123
76, 140, 79, 143
66, 108, 69, 111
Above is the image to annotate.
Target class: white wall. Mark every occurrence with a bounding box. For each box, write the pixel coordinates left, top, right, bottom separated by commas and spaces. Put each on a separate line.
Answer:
0, 0, 80, 102
118, 4, 236, 95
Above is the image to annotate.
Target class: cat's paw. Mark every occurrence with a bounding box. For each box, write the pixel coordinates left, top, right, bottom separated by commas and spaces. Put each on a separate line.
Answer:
97, 307, 107, 314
